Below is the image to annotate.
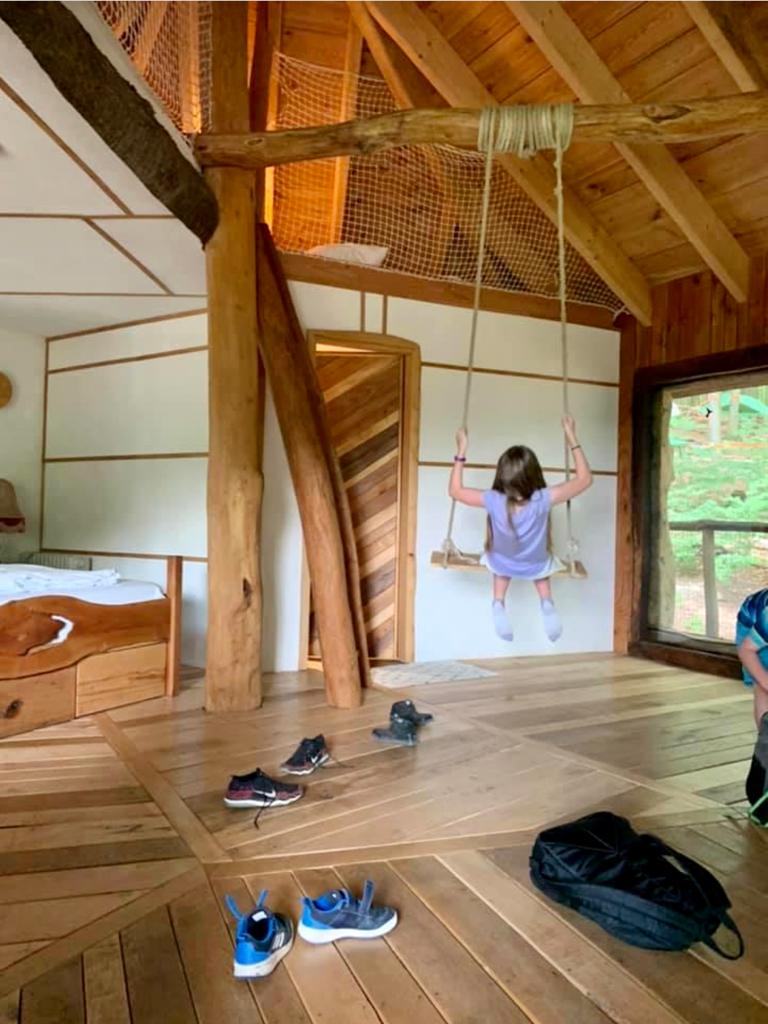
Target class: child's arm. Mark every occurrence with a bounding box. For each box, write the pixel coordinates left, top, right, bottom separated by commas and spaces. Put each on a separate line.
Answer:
448, 428, 485, 508
738, 636, 768, 692
549, 415, 593, 506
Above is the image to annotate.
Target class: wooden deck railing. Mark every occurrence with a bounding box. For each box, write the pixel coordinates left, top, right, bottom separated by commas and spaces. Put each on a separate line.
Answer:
668, 520, 768, 637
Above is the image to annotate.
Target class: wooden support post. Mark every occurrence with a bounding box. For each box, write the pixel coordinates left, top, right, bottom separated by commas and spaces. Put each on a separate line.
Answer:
702, 527, 719, 638
255, 224, 368, 708
165, 556, 183, 696
204, 2, 262, 712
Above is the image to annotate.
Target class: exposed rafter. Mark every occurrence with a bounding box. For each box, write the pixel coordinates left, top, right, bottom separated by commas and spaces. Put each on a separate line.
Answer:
362, 1, 651, 324
508, 1, 750, 304
684, 1, 768, 91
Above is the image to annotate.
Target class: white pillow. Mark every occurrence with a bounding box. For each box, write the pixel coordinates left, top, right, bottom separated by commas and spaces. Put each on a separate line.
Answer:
307, 243, 388, 267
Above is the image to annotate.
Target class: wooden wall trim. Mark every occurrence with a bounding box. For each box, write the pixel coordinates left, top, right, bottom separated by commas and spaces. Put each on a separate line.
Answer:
281, 253, 618, 331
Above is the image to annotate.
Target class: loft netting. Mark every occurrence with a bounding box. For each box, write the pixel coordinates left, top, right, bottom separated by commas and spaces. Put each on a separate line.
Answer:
273, 54, 621, 313
95, 1, 210, 136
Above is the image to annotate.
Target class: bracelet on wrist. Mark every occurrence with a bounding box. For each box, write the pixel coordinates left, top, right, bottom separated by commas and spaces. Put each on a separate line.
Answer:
454, 455, 467, 462
570, 444, 581, 451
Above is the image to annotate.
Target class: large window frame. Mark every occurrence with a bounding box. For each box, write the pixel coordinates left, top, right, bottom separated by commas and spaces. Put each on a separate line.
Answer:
631, 343, 768, 677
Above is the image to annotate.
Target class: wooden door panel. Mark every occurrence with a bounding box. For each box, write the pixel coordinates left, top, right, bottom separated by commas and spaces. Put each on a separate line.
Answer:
310, 353, 402, 660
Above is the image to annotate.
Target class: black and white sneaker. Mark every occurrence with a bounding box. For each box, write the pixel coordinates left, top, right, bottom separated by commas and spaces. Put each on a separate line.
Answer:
390, 700, 434, 726
224, 768, 304, 808
281, 735, 330, 776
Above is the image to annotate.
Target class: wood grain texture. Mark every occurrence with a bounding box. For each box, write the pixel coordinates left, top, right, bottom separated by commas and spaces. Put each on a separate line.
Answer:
255, 224, 369, 706
205, 1, 263, 713
75, 644, 166, 717
0, 598, 171, 680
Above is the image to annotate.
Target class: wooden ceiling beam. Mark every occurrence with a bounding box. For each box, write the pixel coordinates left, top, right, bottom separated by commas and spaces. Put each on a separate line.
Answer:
362, 0, 652, 324
508, 1, 750, 305
195, 93, 768, 163
683, 1, 768, 91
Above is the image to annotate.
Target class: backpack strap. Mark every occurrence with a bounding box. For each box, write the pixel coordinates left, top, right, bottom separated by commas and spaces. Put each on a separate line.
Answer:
700, 912, 745, 961
643, 837, 745, 960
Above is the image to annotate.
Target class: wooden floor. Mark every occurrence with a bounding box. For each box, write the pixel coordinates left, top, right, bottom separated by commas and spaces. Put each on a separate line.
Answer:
1, 654, 766, 1023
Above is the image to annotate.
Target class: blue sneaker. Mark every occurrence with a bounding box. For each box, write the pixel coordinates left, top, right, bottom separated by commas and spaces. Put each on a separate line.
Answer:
225, 892, 293, 978
298, 880, 398, 944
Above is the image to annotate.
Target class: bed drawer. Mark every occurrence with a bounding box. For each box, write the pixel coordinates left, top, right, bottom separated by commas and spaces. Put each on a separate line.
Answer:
0, 668, 76, 739
76, 642, 167, 716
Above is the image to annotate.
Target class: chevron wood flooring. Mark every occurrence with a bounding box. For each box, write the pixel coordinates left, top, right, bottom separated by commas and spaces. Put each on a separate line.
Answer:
0, 655, 765, 1022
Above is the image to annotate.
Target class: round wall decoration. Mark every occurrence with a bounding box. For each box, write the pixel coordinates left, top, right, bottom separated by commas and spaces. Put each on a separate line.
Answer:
0, 374, 11, 409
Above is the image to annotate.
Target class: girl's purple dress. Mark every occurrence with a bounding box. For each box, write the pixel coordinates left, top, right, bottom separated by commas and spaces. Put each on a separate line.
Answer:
482, 487, 561, 580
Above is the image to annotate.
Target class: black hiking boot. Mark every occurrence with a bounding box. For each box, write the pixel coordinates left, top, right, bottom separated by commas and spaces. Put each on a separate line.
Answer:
390, 700, 433, 726
372, 715, 419, 746
747, 712, 768, 826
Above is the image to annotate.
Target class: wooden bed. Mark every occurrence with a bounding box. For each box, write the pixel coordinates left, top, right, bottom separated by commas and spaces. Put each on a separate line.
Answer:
0, 556, 182, 738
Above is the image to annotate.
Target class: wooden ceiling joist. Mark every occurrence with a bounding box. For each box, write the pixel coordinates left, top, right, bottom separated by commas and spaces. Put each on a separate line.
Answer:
509, 1, 750, 304
362, 1, 651, 324
684, 1, 768, 91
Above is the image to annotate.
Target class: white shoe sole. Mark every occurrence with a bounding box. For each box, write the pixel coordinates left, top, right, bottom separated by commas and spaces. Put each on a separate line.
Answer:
282, 753, 330, 776
233, 936, 293, 978
298, 913, 398, 944
223, 792, 303, 809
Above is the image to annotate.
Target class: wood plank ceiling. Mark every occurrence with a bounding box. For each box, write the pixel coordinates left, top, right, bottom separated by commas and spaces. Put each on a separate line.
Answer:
273, 1, 768, 306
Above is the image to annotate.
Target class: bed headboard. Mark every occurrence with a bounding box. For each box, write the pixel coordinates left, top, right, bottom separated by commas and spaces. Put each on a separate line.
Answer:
26, 552, 93, 571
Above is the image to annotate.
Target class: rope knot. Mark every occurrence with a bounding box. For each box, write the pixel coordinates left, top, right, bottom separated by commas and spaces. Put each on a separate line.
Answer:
477, 104, 574, 158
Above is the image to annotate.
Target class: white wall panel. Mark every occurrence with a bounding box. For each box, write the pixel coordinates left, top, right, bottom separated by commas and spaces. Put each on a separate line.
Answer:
385, 297, 471, 366
0, 220, 164, 294
288, 282, 360, 332
475, 312, 619, 382
414, 467, 615, 661
93, 219, 206, 295
0, 91, 122, 215
46, 351, 208, 457
0, 297, 204, 341
49, 313, 207, 369
0, 326, 45, 560
89, 555, 207, 667
419, 367, 618, 471
262, 393, 304, 672
44, 458, 207, 557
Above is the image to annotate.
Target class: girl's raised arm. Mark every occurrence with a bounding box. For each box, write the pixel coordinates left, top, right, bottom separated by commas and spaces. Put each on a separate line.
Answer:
549, 415, 593, 506
449, 428, 486, 508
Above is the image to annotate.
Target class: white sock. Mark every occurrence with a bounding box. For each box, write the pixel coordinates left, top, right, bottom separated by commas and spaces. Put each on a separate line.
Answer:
492, 600, 514, 641
540, 598, 562, 642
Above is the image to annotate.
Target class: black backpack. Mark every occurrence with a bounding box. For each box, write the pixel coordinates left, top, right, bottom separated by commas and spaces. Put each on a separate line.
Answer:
530, 811, 744, 959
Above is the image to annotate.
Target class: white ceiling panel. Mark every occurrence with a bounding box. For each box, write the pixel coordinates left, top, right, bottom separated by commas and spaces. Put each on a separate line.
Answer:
94, 218, 206, 295
0, 22, 173, 215
0, 295, 205, 337
0, 91, 124, 215
0, 218, 165, 293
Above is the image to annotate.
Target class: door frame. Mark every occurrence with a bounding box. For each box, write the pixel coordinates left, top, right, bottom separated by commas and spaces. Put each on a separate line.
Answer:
303, 330, 421, 664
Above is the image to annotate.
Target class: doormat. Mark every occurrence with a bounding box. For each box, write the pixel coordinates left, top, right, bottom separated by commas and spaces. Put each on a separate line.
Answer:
371, 660, 496, 688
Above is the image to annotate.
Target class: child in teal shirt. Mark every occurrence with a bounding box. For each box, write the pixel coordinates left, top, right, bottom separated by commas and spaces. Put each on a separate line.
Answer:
736, 588, 768, 825
735, 588, 768, 726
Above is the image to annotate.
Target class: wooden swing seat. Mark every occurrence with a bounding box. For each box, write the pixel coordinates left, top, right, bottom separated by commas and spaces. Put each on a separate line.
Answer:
430, 548, 588, 578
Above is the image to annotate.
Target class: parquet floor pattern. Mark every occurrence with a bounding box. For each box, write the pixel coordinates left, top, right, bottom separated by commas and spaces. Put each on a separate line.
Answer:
1, 655, 766, 1022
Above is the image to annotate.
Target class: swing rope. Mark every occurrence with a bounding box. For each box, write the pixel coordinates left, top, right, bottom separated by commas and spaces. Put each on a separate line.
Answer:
442, 104, 575, 568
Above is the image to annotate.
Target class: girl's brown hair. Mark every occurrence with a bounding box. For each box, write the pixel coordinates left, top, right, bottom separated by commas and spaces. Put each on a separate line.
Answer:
485, 446, 550, 551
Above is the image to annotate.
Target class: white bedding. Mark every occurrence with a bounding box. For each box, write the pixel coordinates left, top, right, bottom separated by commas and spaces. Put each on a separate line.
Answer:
0, 565, 164, 607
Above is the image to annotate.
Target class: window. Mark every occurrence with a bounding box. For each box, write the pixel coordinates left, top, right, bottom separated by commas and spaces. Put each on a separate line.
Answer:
644, 377, 768, 649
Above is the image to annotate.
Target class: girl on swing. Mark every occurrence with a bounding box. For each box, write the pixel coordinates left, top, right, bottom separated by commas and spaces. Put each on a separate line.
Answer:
449, 415, 592, 642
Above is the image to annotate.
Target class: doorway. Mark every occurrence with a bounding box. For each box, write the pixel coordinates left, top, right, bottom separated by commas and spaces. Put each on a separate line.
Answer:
305, 331, 420, 663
